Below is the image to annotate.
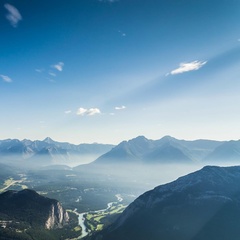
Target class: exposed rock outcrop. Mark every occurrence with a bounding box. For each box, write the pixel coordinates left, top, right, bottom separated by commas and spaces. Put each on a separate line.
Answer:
45, 202, 69, 229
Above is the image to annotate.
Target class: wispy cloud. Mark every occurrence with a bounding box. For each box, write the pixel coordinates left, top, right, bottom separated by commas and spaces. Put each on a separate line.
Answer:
76, 107, 101, 116
0, 75, 12, 83
115, 105, 126, 110
52, 62, 64, 72
170, 60, 207, 75
65, 110, 72, 114
35, 68, 44, 73
49, 72, 56, 77
4, 4, 22, 27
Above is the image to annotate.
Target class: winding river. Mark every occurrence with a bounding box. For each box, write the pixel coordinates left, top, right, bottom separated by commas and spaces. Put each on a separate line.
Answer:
76, 194, 123, 239
78, 212, 88, 239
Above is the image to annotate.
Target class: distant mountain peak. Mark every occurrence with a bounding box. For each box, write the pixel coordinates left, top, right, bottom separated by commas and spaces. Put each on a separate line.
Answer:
160, 135, 176, 141
131, 135, 148, 141
43, 137, 55, 143
128, 135, 152, 145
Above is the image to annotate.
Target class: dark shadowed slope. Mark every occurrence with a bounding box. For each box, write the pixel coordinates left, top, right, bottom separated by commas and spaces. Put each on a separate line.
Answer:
93, 166, 240, 240
0, 189, 69, 229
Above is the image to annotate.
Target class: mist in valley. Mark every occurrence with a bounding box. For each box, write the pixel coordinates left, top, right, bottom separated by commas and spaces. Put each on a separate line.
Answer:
1, 152, 240, 240
2, 152, 239, 192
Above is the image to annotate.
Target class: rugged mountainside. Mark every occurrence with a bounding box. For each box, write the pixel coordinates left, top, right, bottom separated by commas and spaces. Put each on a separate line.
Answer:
0, 189, 69, 229
94, 166, 240, 240
0, 137, 114, 166
90, 135, 225, 165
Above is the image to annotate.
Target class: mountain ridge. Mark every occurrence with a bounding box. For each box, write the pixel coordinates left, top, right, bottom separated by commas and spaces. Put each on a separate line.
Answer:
0, 137, 114, 167
88, 135, 228, 166
0, 189, 69, 229
1, 136, 240, 167
94, 165, 240, 240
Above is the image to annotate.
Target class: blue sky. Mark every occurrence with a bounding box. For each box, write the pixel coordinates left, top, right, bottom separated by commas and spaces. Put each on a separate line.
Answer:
0, 0, 240, 144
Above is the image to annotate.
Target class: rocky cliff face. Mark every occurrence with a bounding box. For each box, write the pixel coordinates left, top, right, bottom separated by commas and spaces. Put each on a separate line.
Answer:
45, 202, 69, 229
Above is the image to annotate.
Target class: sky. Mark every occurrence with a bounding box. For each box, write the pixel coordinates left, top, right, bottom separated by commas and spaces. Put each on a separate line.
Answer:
0, 0, 240, 144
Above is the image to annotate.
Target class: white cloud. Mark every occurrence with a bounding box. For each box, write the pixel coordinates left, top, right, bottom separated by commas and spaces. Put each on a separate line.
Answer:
115, 105, 126, 110
87, 108, 101, 116
65, 110, 72, 114
52, 62, 64, 72
4, 4, 22, 27
170, 60, 207, 75
0, 75, 12, 83
76, 107, 101, 116
77, 108, 87, 116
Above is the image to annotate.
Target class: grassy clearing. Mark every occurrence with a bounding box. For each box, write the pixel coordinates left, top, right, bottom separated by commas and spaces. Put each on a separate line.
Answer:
0, 177, 29, 193
3, 178, 14, 186
85, 203, 127, 232
0, 178, 15, 193
21, 184, 28, 189
109, 204, 126, 214
96, 224, 104, 231
73, 226, 81, 232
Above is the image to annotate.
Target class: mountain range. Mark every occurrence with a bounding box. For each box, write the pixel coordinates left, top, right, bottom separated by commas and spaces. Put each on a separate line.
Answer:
84, 135, 240, 166
1, 136, 240, 167
0, 137, 114, 167
93, 166, 240, 240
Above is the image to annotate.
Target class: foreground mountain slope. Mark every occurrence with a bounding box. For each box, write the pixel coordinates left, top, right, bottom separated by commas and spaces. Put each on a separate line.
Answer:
0, 189, 69, 229
94, 166, 240, 240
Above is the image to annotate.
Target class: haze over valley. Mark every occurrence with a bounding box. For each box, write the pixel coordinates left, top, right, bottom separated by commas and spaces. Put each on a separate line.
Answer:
1, 135, 240, 239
